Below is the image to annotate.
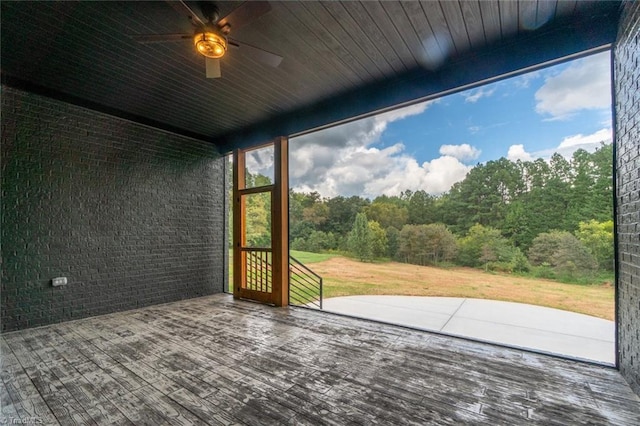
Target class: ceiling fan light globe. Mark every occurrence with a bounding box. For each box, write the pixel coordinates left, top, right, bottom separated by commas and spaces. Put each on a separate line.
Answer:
194, 32, 227, 58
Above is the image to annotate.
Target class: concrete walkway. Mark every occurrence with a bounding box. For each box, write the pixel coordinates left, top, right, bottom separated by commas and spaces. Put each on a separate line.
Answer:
322, 295, 615, 365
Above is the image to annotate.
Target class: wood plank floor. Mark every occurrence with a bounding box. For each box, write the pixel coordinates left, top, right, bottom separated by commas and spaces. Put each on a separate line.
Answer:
1, 294, 639, 425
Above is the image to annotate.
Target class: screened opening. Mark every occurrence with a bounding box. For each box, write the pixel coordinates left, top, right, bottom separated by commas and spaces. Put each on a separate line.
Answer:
285, 50, 615, 364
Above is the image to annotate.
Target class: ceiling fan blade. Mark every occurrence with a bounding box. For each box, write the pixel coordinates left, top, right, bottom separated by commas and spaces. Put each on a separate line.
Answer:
228, 39, 283, 68
167, 0, 205, 27
218, 1, 271, 32
132, 34, 192, 44
205, 57, 221, 78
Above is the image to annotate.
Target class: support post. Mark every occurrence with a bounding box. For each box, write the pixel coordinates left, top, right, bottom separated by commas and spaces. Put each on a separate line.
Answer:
232, 149, 245, 299
272, 137, 289, 306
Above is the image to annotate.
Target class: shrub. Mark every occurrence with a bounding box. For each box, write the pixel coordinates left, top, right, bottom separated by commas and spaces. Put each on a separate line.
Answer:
532, 263, 556, 280
511, 249, 531, 273
575, 220, 614, 271
528, 231, 597, 278
385, 226, 401, 259
398, 223, 457, 266
368, 221, 388, 259
348, 213, 372, 261
291, 237, 308, 252
457, 224, 520, 269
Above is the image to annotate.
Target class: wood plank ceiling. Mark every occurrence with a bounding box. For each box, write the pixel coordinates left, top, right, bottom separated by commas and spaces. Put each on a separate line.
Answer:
1, 1, 622, 151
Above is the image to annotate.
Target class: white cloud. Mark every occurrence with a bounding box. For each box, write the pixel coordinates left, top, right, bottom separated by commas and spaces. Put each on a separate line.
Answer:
535, 52, 611, 120
556, 128, 612, 153
291, 100, 435, 152
363, 155, 471, 197
289, 100, 446, 198
292, 142, 471, 199
287, 99, 483, 198
506, 128, 612, 162
467, 121, 508, 135
507, 144, 533, 162
439, 144, 481, 162
512, 70, 541, 89
463, 87, 496, 103
245, 146, 274, 181
375, 102, 431, 123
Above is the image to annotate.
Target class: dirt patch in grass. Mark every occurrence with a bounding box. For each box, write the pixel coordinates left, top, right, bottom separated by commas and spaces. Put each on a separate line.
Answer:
311, 257, 614, 320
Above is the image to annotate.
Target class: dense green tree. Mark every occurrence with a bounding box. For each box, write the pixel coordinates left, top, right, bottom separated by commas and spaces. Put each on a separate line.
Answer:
292, 230, 336, 253
290, 237, 307, 251
506, 157, 572, 249
565, 144, 614, 227
590, 143, 614, 221
575, 220, 614, 270
550, 153, 572, 182
457, 224, 512, 267
324, 196, 370, 236
348, 213, 372, 261
566, 149, 596, 229
289, 191, 324, 241
368, 221, 388, 259
303, 202, 329, 226
528, 231, 598, 276
398, 224, 457, 265
372, 194, 408, 208
397, 225, 420, 264
407, 190, 436, 225
364, 200, 408, 229
512, 184, 569, 249
290, 220, 315, 242
522, 158, 551, 190
422, 224, 458, 264
245, 191, 271, 247
385, 226, 401, 259
503, 200, 532, 248
444, 158, 524, 232
282, 143, 613, 277
245, 172, 272, 188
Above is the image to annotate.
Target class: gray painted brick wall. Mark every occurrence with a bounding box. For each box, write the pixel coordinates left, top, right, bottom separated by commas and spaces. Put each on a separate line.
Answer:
615, 1, 640, 396
1, 86, 225, 332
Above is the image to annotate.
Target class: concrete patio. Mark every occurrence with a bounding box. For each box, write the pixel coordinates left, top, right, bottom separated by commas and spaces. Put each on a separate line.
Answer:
322, 296, 615, 365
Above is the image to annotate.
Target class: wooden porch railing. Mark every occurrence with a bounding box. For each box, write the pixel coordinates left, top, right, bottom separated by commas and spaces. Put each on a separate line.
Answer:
240, 249, 323, 309
242, 248, 272, 293
289, 256, 323, 310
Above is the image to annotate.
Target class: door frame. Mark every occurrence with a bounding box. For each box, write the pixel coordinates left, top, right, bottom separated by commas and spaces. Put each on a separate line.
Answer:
232, 137, 289, 306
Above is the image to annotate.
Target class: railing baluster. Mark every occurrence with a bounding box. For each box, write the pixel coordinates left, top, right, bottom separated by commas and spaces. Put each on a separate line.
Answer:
261, 250, 265, 292
240, 248, 273, 294
243, 249, 325, 305
250, 251, 254, 290
288, 255, 323, 310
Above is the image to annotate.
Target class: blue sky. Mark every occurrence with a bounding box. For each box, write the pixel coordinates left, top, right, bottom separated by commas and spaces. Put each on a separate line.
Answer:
382, 53, 612, 165
247, 51, 612, 198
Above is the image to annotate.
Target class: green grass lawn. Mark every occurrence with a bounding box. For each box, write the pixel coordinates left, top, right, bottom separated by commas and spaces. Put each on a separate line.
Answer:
289, 250, 336, 264
227, 250, 613, 319
228, 249, 334, 263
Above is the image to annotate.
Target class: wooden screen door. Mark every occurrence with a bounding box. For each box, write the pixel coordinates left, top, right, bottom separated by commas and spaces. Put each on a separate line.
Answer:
233, 137, 289, 306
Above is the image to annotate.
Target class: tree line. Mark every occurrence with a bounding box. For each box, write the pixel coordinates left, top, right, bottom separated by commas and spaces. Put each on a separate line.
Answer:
245, 143, 613, 281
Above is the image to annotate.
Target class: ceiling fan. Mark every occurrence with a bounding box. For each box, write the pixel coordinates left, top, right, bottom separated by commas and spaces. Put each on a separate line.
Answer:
132, 1, 283, 78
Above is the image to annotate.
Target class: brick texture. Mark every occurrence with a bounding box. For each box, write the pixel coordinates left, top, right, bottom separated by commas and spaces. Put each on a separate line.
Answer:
614, 1, 640, 396
1, 86, 225, 331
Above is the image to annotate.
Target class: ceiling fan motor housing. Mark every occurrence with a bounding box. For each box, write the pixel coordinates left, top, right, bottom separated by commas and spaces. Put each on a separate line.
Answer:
132, 1, 281, 78
199, 1, 220, 23
194, 25, 227, 58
